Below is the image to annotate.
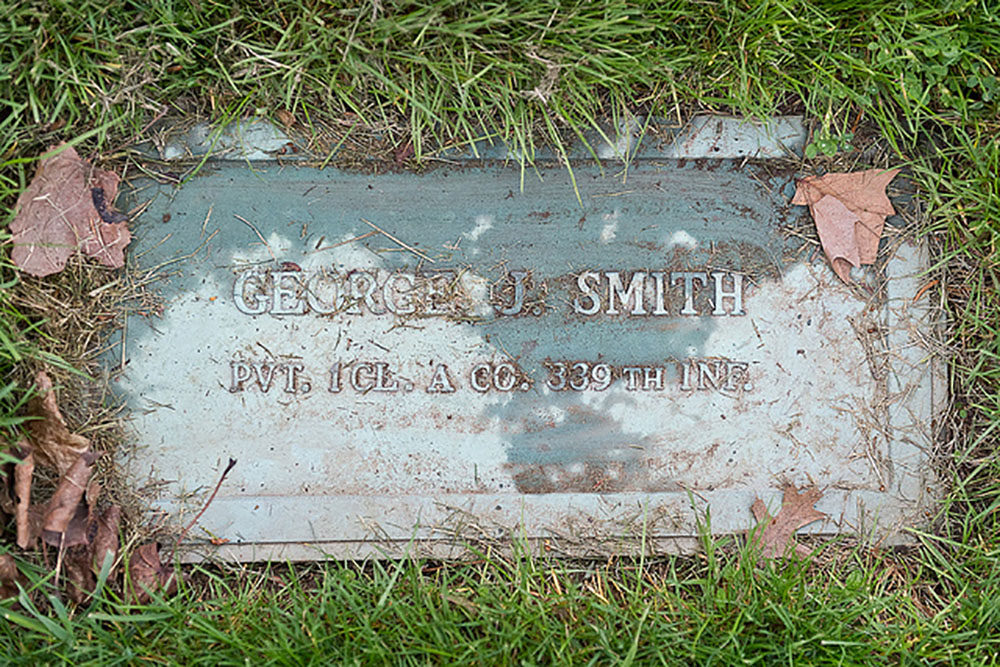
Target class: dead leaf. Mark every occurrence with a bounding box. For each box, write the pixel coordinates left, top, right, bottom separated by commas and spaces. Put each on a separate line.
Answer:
1, 441, 32, 516
64, 545, 95, 604
78, 215, 131, 268
41, 451, 99, 548
91, 505, 121, 575
0, 450, 16, 516
274, 109, 296, 127
56, 505, 121, 603
750, 484, 827, 559
9, 144, 131, 277
14, 447, 37, 550
792, 168, 900, 283
49, 502, 96, 551
0, 554, 25, 600
86, 480, 101, 523
129, 542, 178, 604
27, 370, 90, 475
394, 140, 415, 165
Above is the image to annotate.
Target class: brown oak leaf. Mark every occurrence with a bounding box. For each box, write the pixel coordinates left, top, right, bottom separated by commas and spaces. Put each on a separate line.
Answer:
9, 144, 130, 277
750, 484, 827, 559
129, 542, 178, 604
792, 168, 900, 283
27, 370, 90, 475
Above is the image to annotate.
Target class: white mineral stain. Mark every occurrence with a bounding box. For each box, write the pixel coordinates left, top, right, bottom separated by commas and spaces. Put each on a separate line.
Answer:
123, 242, 885, 525
667, 230, 698, 249
119, 243, 514, 500
465, 215, 493, 242
231, 231, 294, 264
463, 215, 494, 257
459, 271, 493, 317
600, 210, 619, 244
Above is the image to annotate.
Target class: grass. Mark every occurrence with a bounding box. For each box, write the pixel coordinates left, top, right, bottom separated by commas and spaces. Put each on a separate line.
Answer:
2, 542, 988, 665
1, 0, 999, 662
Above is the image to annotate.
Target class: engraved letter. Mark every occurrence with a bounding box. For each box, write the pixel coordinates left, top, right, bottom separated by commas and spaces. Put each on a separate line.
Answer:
680, 360, 694, 391
496, 270, 528, 316
384, 273, 416, 314
670, 271, 708, 316
606, 272, 647, 315
493, 362, 517, 392
572, 271, 601, 315
272, 271, 307, 315
697, 360, 724, 391
252, 363, 279, 392
642, 366, 664, 391
711, 272, 745, 316
470, 363, 492, 393
233, 270, 269, 315
650, 272, 669, 316
724, 361, 752, 392
351, 363, 375, 392
349, 271, 385, 315
621, 366, 642, 391
329, 363, 343, 393
426, 363, 457, 393
372, 362, 399, 392
229, 361, 252, 392
306, 272, 340, 314
284, 363, 308, 393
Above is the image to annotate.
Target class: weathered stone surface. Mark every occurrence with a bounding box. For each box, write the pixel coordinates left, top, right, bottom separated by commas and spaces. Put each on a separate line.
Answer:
114, 120, 942, 560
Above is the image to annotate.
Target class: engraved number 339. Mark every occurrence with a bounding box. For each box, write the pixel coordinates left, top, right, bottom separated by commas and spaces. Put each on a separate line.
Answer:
545, 361, 612, 391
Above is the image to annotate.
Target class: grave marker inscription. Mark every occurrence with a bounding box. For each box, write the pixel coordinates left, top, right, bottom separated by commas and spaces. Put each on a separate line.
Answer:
115, 120, 941, 560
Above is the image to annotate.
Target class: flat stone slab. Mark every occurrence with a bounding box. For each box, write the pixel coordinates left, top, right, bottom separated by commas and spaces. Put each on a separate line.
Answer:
115, 118, 942, 560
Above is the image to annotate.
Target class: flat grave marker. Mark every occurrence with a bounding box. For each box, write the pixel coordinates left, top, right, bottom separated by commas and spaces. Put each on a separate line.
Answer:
114, 118, 942, 560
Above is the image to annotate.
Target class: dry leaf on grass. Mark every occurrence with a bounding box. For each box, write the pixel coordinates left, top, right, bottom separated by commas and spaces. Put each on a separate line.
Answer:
91, 505, 121, 575
0, 369, 128, 603
0, 447, 19, 515
792, 168, 900, 283
750, 484, 827, 559
64, 545, 97, 603
86, 480, 101, 524
13, 447, 37, 550
3, 372, 228, 604
274, 109, 296, 127
41, 451, 99, 548
3, 441, 122, 601
9, 143, 131, 277
129, 543, 178, 604
0, 554, 25, 601
62, 503, 120, 603
28, 370, 91, 475
125, 460, 237, 604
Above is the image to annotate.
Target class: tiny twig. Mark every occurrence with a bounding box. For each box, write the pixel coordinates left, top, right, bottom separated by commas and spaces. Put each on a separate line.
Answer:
313, 229, 377, 252
912, 279, 938, 304
54, 532, 66, 590
201, 204, 214, 237
361, 218, 435, 263
167, 458, 237, 562
234, 214, 277, 263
